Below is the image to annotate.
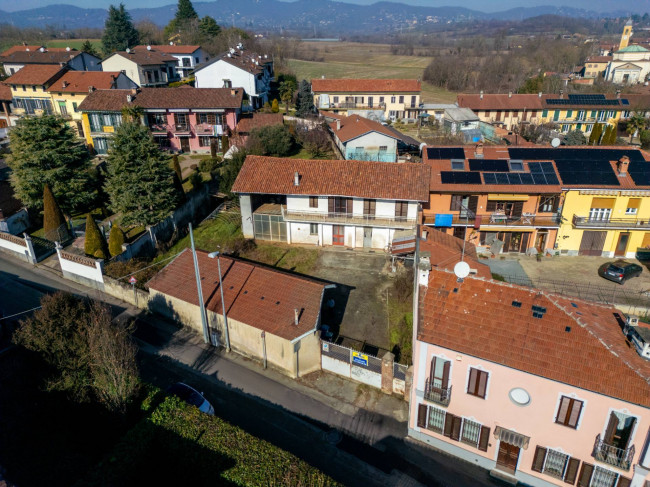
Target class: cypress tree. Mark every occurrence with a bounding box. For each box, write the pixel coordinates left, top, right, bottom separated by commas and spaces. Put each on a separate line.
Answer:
172, 154, 183, 182
295, 80, 315, 117
108, 224, 126, 257
84, 214, 109, 259
42, 184, 68, 240
102, 3, 140, 54
589, 123, 603, 145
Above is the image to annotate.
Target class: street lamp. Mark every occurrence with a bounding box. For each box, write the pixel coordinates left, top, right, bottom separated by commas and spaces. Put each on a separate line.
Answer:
208, 250, 231, 352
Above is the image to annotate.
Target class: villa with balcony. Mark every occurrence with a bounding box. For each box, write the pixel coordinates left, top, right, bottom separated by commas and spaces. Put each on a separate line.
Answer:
78, 87, 243, 154
231, 156, 430, 250
410, 266, 650, 487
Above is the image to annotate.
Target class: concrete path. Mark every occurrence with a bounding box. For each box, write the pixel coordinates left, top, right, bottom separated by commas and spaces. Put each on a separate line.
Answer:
482, 257, 533, 287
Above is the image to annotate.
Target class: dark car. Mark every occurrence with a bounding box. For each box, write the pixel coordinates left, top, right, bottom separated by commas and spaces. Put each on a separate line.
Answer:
166, 382, 215, 415
598, 260, 643, 284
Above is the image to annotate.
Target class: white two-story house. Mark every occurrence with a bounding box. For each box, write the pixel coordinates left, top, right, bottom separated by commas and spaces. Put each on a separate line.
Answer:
231, 155, 430, 250
194, 45, 273, 109
100, 47, 180, 87
134, 44, 208, 79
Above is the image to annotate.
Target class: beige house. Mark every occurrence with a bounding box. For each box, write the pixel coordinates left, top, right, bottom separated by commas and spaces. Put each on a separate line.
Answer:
312, 78, 421, 122
147, 248, 329, 377
583, 56, 612, 79
100, 47, 180, 87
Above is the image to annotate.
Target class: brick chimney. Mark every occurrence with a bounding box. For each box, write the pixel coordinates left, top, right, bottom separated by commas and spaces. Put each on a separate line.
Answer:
475, 142, 484, 158
131, 88, 138, 96
294, 171, 300, 186
617, 156, 630, 176
538, 91, 542, 98
231, 88, 236, 96
336, 119, 341, 131
508, 91, 512, 98
479, 90, 484, 100
62, 81, 68, 88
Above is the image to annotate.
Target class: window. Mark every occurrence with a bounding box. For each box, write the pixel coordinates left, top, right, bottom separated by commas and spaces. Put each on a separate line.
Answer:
555, 396, 583, 428
399, 95, 404, 103
182, 57, 191, 67
567, 110, 573, 118
427, 406, 446, 434
223, 79, 232, 88
467, 368, 488, 398
542, 109, 548, 118
195, 57, 199, 64
395, 201, 408, 220
32, 86, 36, 92
460, 418, 482, 447
22, 85, 26, 92
363, 199, 375, 216
451, 159, 465, 171
623, 110, 630, 118
411, 95, 417, 107
589, 208, 611, 221
309, 223, 318, 235
538, 195, 559, 213
532, 446, 580, 483
578, 110, 586, 120
626, 198, 640, 215
509, 160, 524, 172
379, 145, 387, 152
199, 113, 217, 125
379, 96, 384, 103
391, 96, 396, 103
253, 213, 287, 241
199, 136, 212, 147
562, 124, 570, 132
309, 196, 318, 208
329, 197, 351, 215
333, 96, 339, 103
72, 102, 78, 112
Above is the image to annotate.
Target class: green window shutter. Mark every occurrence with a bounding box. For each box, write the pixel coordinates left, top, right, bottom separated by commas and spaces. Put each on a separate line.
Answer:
567, 110, 573, 118
542, 109, 548, 118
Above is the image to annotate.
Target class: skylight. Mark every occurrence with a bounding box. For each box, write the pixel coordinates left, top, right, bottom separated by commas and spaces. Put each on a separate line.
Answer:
451, 159, 465, 171
509, 159, 524, 172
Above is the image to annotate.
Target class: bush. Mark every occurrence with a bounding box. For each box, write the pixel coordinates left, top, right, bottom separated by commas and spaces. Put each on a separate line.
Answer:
188, 170, 202, 190
271, 99, 280, 113
108, 224, 126, 257
198, 157, 221, 173
84, 213, 109, 259
641, 130, 650, 149
246, 125, 295, 157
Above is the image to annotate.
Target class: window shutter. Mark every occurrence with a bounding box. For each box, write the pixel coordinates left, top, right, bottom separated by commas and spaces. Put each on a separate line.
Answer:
513, 201, 524, 217
531, 446, 547, 473
577, 463, 594, 487
478, 426, 490, 452
616, 476, 631, 487
604, 412, 618, 444
441, 360, 451, 389
417, 403, 427, 428
556, 396, 570, 424
477, 370, 488, 398
468, 195, 478, 216
568, 400, 583, 428
346, 198, 353, 214
623, 417, 636, 448
468, 368, 478, 394
450, 416, 462, 441
443, 413, 455, 437
487, 201, 497, 212
430, 357, 437, 384
328, 197, 334, 213
564, 457, 580, 484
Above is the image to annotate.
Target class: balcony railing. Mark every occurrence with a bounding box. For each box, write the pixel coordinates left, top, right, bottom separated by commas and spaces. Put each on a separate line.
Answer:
449, 213, 560, 227
148, 123, 168, 134
171, 123, 191, 133
573, 215, 650, 229
281, 207, 416, 229
321, 102, 387, 110
424, 378, 452, 407
593, 434, 635, 470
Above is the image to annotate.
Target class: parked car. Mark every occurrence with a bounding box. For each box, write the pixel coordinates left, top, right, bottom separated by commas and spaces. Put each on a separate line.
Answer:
166, 382, 215, 415
597, 260, 643, 284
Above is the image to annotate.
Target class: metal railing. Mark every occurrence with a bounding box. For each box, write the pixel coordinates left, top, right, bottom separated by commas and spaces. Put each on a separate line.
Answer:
171, 123, 190, 133
593, 434, 635, 471
281, 207, 416, 229
451, 213, 560, 227
146, 123, 224, 136
573, 215, 650, 229
424, 378, 452, 406
148, 123, 168, 133
322, 102, 387, 110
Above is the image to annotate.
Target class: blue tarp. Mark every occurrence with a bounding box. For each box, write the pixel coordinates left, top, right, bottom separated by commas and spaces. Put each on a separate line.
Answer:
434, 214, 453, 227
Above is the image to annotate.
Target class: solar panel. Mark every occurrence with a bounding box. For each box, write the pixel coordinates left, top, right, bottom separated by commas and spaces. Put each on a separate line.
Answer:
547, 96, 620, 106
480, 171, 558, 185
468, 159, 509, 172
426, 147, 465, 160
483, 173, 497, 184
621, 99, 630, 105
440, 171, 482, 184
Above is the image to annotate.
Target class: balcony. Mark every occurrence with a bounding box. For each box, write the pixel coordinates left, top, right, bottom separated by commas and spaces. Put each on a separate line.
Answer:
148, 123, 168, 134
573, 215, 650, 229
593, 434, 635, 470
443, 213, 560, 228
321, 102, 387, 110
195, 123, 225, 136
281, 207, 416, 229
424, 378, 452, 407
170, 123, 191, 134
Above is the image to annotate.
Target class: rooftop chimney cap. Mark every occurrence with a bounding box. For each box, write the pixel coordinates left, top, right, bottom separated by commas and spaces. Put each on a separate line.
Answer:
617, 156, 630, 176
294, 171, 300, 186
479, 90, 483, 99
127, 94, 132, 103
336, 119, 341, 131
294, 308, 299, 325
126, 48, 131, 54
88, 85, 94, 93
62, 81, 68, 88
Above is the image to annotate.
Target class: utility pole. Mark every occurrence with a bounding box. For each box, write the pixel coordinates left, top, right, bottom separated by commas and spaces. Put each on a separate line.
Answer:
189, 223, 210, 344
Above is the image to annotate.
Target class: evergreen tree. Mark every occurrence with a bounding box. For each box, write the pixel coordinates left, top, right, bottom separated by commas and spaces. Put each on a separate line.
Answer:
603, 125, 617, 145
589, 123, 603, 145
175, 0, 198, 22
279, 79, 296, 114
84, 214, 109, 259
170, 155, 186, 203
271, 99, 280, 113
42, 184, 69, 240
295, 80, 315, 117
102, 3, 140, 54
198, 16, 220, 39
7, 115, 94, 213
220, 150, 247, 197
104, 122, 179, 226
80, 40, 100, 58
564, 130, 586, 146
108, 224, 126, 257
172, 153, 183, 182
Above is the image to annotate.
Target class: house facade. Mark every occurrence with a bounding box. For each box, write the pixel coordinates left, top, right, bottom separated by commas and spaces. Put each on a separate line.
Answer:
604, 45, 650, 85
409, 267, 650, 487
100, 48, 180, 87
78, 87, 243, 154
312, 78, 421, 122
330, 114, 399, 162
0, 46, 101, 76
232, 156, 430, 250
147, 249, 327, 378
0, 83, 17, 133
135, 44, 208, 78
584, 56, 613, 79
6, 65, 68, 117
194, 46, 274, 109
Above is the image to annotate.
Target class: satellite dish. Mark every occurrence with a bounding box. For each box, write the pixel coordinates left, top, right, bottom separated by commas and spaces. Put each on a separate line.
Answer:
454, 261, 470, 279
551, 137, 561, 148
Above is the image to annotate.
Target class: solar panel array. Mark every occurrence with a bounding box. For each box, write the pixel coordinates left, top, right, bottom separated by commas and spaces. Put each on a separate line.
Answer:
468, 159, 510, 172
482, 161, 559, 185
440, 171, 482, 184
546, 94, 621, 106
426, 147, 465, 160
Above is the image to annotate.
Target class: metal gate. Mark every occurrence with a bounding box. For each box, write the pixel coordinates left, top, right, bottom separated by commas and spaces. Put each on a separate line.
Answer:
579, 231, 607, 256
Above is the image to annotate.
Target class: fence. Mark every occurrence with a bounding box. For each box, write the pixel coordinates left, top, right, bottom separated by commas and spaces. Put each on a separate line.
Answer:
320, 340, 409, 396
56, 244, 104, 290
0, 232, 36, 263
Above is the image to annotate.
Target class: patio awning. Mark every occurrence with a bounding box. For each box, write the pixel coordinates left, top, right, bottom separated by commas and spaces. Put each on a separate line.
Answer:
493, 426, 530, 450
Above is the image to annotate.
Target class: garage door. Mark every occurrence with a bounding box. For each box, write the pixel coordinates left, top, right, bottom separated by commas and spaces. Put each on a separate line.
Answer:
579, 231, 606, 256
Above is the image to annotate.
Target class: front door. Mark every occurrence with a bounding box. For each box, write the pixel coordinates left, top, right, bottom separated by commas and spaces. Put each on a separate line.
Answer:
535, 231, 548, 253
179, 137, 190, 152
579, 231, 607, 256
497, 442, 520, 472
333, 225, 345, 246
363, 228, 372, 248
615, 233, 630, 257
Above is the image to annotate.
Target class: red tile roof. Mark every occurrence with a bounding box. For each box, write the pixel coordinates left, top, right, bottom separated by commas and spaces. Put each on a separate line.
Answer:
147, 249, 326, 341
46, 71, 125, 93
312, 79, 421, 94
0, 83, 11, 102
135, 44, 200, 54
78, 87, 243, 111
0, 48, 83, 65
0, 45, 43, 56
4, 65, 66, 86
330, 114, 400, 143
197, 49, 271, 76
105, 49, 176, 66
419, 229, 491, 279
231, 155, 431, 201
585, 56, 613, 63
419, 268, 650, 407
236, 113, 284, 133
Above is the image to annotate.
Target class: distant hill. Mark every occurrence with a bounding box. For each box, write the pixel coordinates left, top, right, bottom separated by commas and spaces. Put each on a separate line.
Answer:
0, 1, 628, 33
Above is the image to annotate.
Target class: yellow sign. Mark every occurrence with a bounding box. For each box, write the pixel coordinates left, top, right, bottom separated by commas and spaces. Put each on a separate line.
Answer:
102, 125, 115, 133
352, 351, 368, 367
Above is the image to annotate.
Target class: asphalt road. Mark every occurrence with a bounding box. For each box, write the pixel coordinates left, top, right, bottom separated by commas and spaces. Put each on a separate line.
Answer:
0, 253, 508, 487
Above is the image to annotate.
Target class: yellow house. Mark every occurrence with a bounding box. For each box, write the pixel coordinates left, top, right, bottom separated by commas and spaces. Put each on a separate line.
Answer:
583, 56, 612, 79
5, 64, 66, 116
556, 151, 650, 258
311, 78, 421, 122
46, 70, 137, 138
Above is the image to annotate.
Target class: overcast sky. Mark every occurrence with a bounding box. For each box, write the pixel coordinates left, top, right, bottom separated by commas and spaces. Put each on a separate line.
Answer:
2, 0, 649, 13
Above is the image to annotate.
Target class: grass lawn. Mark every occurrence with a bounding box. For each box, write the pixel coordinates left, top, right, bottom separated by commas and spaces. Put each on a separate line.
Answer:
289, 148, 335, 159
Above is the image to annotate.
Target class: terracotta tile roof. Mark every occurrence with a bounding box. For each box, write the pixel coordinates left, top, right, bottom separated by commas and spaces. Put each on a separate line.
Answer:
46, 71, 124, 93
419, 268, 650, 407
0, 45, 43, 56
196, 49, 271, 76
4, 65, 66, 86
330, 114, 400, 143
419, 229, 491, 279
585, 56, 613, 63
147, 249, 326, 341
236, 113, 284, 133
135, 44, 200, 54
457, 93, 544, 111
0, 83, 11, 101
231, 155, 431, 202
78, 87, 243, 111
105, 49, 176, 66
312, 79, 421, 94
0, 48, 83, 65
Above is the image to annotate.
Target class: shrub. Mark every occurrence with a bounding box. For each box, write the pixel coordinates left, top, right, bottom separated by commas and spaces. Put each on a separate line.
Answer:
190, 163, 198, 171
108, 224, 126, 257
188, 170, 202, 190
84, 213, 109, 259
199, 157, 220, 173
43, 183, 68, 240
271, 99, 280, 113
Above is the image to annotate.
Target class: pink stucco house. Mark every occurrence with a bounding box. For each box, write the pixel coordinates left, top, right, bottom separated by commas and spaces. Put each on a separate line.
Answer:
78, 87, 243, 154
409, 266, 650, 487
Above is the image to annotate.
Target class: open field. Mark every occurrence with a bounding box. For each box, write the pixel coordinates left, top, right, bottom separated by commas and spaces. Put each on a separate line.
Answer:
287, 41, 457, 104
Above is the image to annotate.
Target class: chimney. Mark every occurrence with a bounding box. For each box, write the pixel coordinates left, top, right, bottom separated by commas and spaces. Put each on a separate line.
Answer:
538, 91, 542, 98
88, 85, 94, 93
508, 91, 512, 98
617, 156, 630, 176
475, 142, 484, 158
616, 89, 621, 99
336, 119, 341, 130
479, 90, 483, 100
294, 171, 300, 186
231, 88, 236, 96
294, 308, 299, 325
559, 90, 564, 98
62, 81, 68, 88
146, 45, 151, 51
127, 94, 132, 103
131, 88, 138, 96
